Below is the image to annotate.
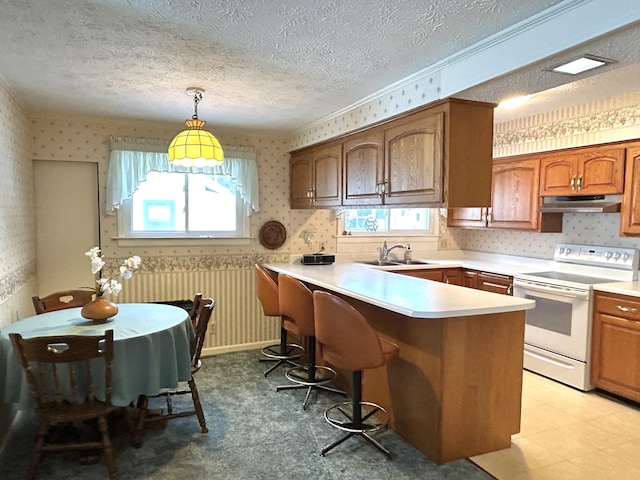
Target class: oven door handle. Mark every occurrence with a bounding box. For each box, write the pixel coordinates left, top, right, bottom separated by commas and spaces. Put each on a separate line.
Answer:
513, 279, 590, 299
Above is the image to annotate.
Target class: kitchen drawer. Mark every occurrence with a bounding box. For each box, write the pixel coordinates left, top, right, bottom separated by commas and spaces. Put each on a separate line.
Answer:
595, 292, 640, 321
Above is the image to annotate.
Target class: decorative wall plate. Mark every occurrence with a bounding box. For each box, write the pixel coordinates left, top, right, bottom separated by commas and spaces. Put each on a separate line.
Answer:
259, 220, 287, 250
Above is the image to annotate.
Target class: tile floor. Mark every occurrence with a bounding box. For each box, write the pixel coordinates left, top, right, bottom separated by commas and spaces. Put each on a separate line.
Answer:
471, 370, 640, 480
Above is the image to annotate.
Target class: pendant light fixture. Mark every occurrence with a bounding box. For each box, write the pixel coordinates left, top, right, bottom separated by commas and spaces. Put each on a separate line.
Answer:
168, 87, 224, 167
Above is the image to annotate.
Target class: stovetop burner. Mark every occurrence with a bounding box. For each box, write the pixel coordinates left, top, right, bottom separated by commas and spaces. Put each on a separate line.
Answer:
524, 271, 617, 285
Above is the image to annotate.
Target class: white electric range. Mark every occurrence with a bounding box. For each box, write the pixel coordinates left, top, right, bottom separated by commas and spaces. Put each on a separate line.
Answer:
512, 243, 639, 391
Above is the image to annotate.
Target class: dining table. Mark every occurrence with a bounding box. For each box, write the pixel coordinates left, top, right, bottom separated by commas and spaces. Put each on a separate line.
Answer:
0, 303, 194, 408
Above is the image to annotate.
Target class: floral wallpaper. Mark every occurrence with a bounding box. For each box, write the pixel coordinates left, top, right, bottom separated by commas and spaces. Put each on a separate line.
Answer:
3, 78, 640, 325
0, 80, 37, 326
26, 113, 329, 277
455, 94, 640, 259
290, 91, 640, 260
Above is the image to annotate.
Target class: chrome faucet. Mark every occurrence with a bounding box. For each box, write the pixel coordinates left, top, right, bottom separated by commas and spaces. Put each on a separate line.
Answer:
380, 240, 406, 261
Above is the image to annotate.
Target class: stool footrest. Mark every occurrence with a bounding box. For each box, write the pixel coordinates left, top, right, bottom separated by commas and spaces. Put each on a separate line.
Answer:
324, 401, 389, 434
260, 343, 304, 361
283, 365, 336, 387
276, 365, 346, 409
260, 343, 304, 377
321, 401, 392, 458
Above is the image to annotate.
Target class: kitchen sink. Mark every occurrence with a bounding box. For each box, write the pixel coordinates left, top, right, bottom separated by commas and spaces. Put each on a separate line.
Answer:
356, 260, 401, 266
356, 259, 435, 267
389, 259, 434, 265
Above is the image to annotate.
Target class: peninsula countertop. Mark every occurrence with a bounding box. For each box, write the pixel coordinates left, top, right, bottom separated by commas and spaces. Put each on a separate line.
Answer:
264, 262, 535, 319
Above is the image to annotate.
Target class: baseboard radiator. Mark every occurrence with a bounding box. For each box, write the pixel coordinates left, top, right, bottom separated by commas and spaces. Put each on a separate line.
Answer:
117, 269, 279, 355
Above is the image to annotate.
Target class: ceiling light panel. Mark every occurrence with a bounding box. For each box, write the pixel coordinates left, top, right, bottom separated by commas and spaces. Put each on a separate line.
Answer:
551, 55, 615, 75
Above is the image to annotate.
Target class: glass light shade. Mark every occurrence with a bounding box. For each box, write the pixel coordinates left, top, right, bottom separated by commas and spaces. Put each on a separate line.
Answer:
168, 118, 224, 167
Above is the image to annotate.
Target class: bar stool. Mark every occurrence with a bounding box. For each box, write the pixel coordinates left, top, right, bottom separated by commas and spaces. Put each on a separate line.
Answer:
255, 264, 303, 377
276, 274, 345, 409
313, 290, 399, 458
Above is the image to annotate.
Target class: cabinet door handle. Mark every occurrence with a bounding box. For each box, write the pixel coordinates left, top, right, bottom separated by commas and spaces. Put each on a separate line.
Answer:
483, 281, 507, 290
617, 305, 638, 314
577, 175, 582, 191
383, 179, 389, 194
487, 209, 493, 224
376, 182, 383, 196
507, 285, 513, 295
570, 175, 577, 190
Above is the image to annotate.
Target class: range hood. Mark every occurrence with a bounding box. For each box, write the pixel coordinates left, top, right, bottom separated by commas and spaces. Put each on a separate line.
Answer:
539, 195, 622, 213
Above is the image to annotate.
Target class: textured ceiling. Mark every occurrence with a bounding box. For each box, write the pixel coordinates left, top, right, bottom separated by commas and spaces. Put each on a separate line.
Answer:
0, 0, 638, 133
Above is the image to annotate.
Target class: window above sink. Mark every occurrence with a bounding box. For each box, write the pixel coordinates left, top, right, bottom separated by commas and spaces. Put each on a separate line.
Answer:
338, 208, 438, 236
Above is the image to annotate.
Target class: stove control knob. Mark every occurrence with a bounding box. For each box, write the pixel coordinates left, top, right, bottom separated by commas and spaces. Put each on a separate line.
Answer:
605, 251, 613, 259
623, 253, 630, 261
558, 247, 565, 254
614, 252, 621, 260
564, 248, 572, 255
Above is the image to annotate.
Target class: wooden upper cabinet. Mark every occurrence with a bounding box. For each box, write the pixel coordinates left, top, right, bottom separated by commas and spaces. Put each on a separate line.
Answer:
621, 144, 640, 236
539, 153, 577, 196
447, 207, 487, 228
383, 110, 444, 205
342, 130, 384, 206
540, 146, 624, 196
290, 143, 342, 209
313, 143, 342, 207
579, 147, 624, 194
489, 157, 542, 230
290, 151, 314, 209
448, 155, 562, 232
289, 98, 495, 209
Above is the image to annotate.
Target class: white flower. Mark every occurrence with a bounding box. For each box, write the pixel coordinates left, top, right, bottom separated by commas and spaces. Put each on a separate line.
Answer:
85, 247, 106, 274
86, 247, 141, 298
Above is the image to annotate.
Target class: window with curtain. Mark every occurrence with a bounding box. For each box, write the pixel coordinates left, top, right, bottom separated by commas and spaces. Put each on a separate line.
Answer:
106, 137, 259, 239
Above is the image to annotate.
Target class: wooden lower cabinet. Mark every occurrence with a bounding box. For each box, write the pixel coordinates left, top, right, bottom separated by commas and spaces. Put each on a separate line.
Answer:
591, 291, 640, 402
389, 268, 451, 282
462, 270, 479, 289
389, 268, 511, 294
442, 269, 462, 285
478, 272, 513, 295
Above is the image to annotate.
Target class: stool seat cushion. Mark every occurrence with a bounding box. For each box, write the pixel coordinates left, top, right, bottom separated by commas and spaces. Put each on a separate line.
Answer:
313, 291, 398, 372
256, 265, 280, 316
279, 275, 315, 337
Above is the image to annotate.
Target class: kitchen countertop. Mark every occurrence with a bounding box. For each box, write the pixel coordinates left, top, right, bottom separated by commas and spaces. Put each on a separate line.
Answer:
337, 249, 556, 277
346, 250, 640, 296
265, 262, 535, 319
594, 282, 640, 298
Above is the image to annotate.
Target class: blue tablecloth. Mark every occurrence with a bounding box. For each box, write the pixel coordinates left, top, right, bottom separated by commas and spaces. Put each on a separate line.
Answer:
0, 303, 193, 408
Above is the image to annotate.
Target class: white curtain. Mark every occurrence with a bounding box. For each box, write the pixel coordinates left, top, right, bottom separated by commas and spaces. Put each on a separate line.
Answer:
106, 136, 259, 216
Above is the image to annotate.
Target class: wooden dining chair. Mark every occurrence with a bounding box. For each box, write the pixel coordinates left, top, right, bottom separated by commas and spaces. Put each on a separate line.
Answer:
32, 289, 94, 314
135, 297, 215, 442
9, 330, 121, 479
188, 292, 205, 327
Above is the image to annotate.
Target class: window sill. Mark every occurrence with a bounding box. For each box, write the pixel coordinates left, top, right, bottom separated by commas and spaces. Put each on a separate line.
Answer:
336, 233, 438, 238
112, 237, 252, 247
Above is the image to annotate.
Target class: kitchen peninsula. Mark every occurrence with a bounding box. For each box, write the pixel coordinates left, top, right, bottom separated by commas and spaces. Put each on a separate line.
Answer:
264, 262, 535, 464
